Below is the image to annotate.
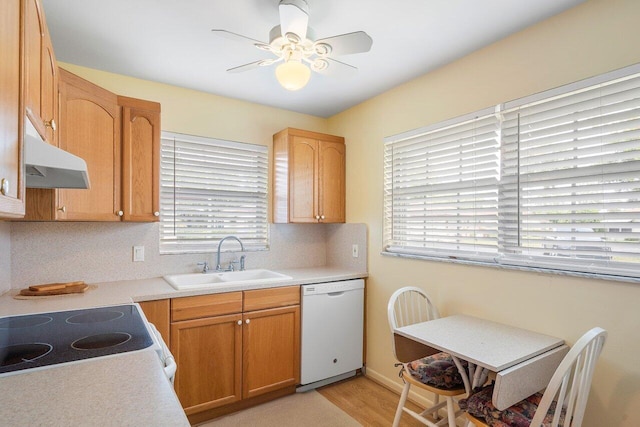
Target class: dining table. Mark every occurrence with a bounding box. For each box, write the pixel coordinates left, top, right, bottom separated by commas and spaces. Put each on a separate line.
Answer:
394, 314, 568, 410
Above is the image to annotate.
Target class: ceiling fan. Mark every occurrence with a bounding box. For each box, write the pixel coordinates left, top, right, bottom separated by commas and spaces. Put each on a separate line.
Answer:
212, 0, 373, 91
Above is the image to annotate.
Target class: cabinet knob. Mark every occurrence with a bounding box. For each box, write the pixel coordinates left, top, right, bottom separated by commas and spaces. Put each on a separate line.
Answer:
44, 119, 57, 131
245, 319, 250, 324
320, 215, 325, 220
117, 210, 124, 217
237, 320, 242, 326
154, 211, 160, 217
0, 179, 8, 196
57, 206, 66, 213
315, 215, 320, 220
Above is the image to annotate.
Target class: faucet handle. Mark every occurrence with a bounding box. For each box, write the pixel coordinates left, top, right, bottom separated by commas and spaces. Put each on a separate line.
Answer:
240, 255, 246, 271
197, 261, 209, 273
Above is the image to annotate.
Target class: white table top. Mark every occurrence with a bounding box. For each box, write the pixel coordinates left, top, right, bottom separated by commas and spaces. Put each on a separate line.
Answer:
395, 314, 564, 372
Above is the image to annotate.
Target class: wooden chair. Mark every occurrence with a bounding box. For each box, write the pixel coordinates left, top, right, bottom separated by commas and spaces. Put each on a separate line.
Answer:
388, 286, 466, 427
463, 327, 607, 427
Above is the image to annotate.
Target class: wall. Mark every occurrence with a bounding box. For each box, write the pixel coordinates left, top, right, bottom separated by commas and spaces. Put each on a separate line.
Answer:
328, 0, 640, 426
0, 223, 10, 293
58, 63, 329, 150
6, 65, 369, 288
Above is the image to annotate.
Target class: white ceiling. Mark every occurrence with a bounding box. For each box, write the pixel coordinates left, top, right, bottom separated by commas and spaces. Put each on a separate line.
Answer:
42, 0, 587, 118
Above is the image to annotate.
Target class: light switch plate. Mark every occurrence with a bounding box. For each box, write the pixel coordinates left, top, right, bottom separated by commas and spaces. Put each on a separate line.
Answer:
352, 244, 359, 258
133, 246, 145, 262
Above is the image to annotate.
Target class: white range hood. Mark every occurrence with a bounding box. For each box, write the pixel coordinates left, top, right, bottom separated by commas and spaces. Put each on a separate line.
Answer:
24, 117, 90, 189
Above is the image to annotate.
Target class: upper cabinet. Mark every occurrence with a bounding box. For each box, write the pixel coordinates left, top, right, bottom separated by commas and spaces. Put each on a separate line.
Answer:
24, 0, 56, 142
272, 128, 345, 223
0, 0, 25, 219
24, 70, 161, 222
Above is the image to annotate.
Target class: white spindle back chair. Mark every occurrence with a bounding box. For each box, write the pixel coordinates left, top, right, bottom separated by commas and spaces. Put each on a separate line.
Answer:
388, 287, 464, 427
465, 327, 607, 427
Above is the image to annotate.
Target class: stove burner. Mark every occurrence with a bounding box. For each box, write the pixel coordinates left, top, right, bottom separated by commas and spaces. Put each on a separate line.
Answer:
66, 310, 124, 325
0, 315, 53, 329
71, 333, 132, 350
0, 343, 53, 367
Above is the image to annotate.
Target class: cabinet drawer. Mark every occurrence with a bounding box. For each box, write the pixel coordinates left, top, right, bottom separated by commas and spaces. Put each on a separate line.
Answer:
171, 292, 242, 322
243, 286, 300, 312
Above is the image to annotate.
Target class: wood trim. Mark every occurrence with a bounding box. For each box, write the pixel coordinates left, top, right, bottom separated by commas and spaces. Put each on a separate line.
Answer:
171, 292, 242, 322
278, 127, 345, 144
138, 299, 170, 346
243, 285, 300, 311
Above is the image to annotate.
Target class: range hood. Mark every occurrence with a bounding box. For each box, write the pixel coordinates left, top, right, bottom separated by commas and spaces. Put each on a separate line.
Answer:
24, 117, 90, 189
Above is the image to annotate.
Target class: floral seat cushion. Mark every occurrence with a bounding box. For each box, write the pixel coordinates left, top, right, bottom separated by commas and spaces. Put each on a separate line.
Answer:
406, 352, 466, 389
459, 384, 566, 427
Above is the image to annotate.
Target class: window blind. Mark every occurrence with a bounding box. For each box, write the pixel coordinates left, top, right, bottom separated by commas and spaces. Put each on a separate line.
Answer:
384, 108, 501, 261
500, 72, 640, 277
160, 131, 268, 254
384, 63, 640, 280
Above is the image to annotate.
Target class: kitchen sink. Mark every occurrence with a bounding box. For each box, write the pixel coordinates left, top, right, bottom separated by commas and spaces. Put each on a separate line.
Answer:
163, 269, 292, 290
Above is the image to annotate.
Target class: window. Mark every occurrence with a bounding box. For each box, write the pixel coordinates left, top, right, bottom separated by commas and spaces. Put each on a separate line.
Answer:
384, 108, 501, 262
384, 64, 640, 279
160, 131, 268, 254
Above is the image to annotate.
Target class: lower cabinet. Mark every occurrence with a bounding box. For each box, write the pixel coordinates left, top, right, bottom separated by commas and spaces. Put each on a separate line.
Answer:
168, 286, 300, 421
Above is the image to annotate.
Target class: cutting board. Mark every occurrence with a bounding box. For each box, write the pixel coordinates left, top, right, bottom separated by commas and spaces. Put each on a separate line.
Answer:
19, 281, 88, 296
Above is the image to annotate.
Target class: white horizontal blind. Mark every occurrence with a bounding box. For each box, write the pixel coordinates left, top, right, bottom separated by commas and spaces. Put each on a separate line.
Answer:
500, 72, 640, 277
384, 110, 501, 261
160, 131, 268, 254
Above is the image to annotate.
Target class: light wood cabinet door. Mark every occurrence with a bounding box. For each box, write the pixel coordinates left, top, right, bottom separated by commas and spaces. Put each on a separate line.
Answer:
171, 313, 243, 415
40, 30, 57, 145
0, 0, 25, 218
23, 0, 45, 137
318, 140, 345, 223
272, 128, 345, 223
242, 305, 300, 399
289, 136, 318, 223
119, 96, 160, 222
57, 69, 121, 221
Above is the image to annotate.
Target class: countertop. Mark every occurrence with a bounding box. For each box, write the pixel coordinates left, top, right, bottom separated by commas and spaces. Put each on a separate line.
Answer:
0, 266, 367, 316
0, 266, 367, 426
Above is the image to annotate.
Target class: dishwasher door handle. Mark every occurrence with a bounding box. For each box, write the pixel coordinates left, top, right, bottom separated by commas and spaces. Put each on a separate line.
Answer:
327, 291, 345, 297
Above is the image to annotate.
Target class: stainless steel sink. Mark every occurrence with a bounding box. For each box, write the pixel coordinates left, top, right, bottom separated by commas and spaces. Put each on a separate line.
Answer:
163, 269, 292, 290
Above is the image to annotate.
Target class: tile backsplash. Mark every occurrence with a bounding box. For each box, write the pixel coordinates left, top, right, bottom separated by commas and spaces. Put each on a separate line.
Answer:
8, 222, 366, 289
0, 223, 10, 293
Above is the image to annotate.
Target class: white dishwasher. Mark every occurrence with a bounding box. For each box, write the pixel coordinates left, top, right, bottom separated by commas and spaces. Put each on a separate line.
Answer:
298, 279, 364, 391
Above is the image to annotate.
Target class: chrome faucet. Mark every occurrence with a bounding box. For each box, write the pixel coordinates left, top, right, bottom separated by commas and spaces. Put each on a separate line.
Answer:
216, 236, 245, 271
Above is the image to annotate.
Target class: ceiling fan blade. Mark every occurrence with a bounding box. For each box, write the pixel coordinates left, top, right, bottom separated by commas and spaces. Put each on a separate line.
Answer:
227, 60, 265, 73
279, 0, 309, 39
315, 31, 373, 56
312, 57, 357, 76
211, 29, 269, 50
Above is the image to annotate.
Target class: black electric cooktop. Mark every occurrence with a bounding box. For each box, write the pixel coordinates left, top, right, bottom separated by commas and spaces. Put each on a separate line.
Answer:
0, 304, 154, 376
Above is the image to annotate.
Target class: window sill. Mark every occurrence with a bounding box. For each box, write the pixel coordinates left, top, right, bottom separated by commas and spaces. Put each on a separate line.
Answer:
380, 251, 640, 285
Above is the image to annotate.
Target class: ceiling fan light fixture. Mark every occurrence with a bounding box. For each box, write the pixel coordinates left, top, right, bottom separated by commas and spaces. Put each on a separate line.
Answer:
275, 60, 311, 91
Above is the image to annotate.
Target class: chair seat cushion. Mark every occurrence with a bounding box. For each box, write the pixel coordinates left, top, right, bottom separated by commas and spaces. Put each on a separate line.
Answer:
459, 384, 566, 427
406, 352, 466, 389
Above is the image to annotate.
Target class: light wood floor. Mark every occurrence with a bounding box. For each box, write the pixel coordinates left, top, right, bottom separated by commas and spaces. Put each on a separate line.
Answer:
317, 375, 427, 427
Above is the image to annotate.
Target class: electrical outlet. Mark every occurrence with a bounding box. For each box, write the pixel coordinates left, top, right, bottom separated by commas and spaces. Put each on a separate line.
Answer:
133, 246, 145, 262
352, 244, 359, 258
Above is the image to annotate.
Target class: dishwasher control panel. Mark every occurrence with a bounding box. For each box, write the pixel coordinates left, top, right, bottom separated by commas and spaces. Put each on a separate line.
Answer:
302, 279, 364, 296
